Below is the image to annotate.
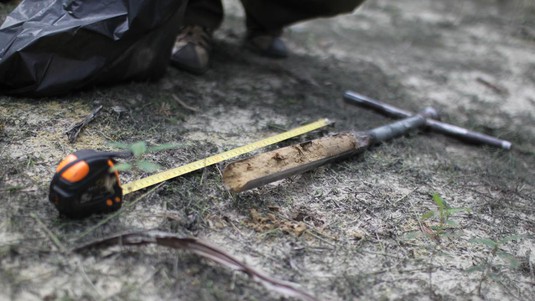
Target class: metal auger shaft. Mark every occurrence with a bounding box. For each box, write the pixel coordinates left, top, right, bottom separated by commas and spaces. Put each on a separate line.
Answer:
223, 108, 439, 193
344, 91, 512, 150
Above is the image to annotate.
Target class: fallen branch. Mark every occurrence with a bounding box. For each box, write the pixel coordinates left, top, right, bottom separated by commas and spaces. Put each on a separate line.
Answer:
74, 230, 318, 301
66, 105, 103, 143
172, 94, 199, 112
476, 77, 508, 96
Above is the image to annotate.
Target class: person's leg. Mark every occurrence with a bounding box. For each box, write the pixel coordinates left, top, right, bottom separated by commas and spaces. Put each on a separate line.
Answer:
240, 0, 366, 57
170, 0, 224, 75
241, 0, 365, 31
183, 0, 224, 29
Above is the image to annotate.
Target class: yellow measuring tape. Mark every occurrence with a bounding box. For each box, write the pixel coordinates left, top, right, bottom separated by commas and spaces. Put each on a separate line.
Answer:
121, 118, 331, 195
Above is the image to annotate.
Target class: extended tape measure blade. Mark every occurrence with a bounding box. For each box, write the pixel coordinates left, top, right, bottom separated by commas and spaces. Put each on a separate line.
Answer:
121, 118, 331, 195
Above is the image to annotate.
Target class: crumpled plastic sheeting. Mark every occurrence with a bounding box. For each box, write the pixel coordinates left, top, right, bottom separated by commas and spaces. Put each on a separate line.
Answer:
0, 0, 186, 96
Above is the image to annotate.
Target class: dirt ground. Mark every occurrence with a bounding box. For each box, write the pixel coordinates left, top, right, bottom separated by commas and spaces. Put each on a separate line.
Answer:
1, 0, 534, 300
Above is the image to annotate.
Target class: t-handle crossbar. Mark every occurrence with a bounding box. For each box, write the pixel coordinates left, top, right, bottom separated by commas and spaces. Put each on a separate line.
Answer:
343, 91, 512, 150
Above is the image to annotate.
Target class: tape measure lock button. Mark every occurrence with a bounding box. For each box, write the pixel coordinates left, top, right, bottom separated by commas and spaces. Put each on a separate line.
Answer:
49, 149, 124, 218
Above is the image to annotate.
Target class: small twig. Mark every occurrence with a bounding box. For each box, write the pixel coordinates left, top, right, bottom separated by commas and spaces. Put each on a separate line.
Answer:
30, 213, 67, 253
359, 250, 401, 259
74, 230, 318, 301
365, 266, 438, 277
393, 186, 420, 204
476, 77, 508, 96
529, 250, 535, 281
277, 213, 335, 245
172, 94, 199, 112
66, 105, 103, 143
227, 219, 247, 238
96, 129, 114, 141
304, 229, 335, 246
0, 187, 37, 193
13, 270, 56, 283
76, 260, 105, 299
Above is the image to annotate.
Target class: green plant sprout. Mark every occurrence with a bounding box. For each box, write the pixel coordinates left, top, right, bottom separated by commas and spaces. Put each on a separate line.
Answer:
107, 141, 183, 173
467, 235, 523, 297
420, 193, 470, 235
402, 193, 470, 241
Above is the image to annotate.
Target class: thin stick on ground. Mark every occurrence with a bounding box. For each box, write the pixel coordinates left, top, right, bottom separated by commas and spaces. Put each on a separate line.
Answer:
74, 230, 319, 301
172, 94, 199, 112
66, 105, 103, 143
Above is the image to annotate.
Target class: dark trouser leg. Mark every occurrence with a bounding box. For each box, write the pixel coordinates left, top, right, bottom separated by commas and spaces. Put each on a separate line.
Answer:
184, 0, 224, 30
239, 0, 366, 33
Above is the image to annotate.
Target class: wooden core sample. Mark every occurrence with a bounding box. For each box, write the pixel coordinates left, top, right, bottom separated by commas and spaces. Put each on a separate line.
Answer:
223, 132, 369, 192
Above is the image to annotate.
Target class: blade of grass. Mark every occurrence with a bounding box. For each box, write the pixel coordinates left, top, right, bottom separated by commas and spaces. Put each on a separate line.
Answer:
31, 213, 67, 253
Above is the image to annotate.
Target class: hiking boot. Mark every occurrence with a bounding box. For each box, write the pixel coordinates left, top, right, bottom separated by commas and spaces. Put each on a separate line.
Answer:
170, 25, 212, 75
245, 30, 288, 58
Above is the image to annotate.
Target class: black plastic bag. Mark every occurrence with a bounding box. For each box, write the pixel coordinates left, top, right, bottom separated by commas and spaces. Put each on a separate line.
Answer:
0, 0, 186, 96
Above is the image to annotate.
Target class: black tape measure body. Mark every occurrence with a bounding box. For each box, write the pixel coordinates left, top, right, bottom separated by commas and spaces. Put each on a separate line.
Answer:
49, 150, 125, 218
